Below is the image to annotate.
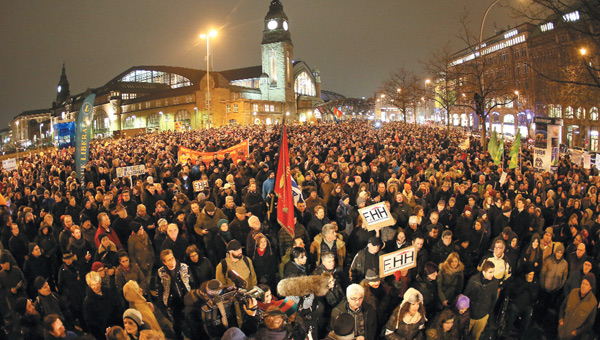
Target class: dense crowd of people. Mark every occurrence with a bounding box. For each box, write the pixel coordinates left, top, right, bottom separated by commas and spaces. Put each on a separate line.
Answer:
0, 120, 598, 340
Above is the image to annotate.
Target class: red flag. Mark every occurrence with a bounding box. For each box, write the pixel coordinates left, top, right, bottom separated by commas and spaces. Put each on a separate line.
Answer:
275, 124, 295, 236
334, 107, 342, 118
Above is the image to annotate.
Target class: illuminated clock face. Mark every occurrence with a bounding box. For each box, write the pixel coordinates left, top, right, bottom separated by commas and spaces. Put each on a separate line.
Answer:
283, 21, 288, 31
267, 20, 278, 30
57, 85, 62, 93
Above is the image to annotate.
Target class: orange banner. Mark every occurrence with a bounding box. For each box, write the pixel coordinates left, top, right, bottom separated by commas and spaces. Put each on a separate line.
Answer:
178, 139, 249, 165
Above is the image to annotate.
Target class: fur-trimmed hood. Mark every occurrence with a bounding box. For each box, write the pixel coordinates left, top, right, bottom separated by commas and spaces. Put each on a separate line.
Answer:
277, 275, 330, 297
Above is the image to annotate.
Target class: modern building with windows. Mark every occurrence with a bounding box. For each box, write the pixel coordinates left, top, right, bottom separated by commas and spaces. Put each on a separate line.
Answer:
10, 0, 326, 147
447, 7, 600, 151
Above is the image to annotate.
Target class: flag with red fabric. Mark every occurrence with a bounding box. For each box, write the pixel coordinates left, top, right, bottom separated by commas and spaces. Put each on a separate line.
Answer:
334, 107, 342, 118
275, 124, 295, 236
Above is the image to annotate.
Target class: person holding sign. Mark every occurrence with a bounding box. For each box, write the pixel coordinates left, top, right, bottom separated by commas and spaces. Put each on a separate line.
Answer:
350, 237, 382, 284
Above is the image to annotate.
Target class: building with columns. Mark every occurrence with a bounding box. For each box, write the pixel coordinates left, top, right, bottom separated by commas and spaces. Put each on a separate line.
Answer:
10, 0, 325, 147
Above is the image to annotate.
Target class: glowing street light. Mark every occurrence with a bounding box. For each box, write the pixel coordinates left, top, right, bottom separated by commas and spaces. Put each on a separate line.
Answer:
580, 47, 587, 56
200, 30, 218, 127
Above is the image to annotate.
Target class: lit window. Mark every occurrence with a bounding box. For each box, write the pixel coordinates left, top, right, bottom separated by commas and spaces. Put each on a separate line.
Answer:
563, 11, 580, 22
233, 104, 238, 113
591, 107, 598, 121
541, 22, 554, 32
226, 105, 231, 113
270, 105, 275, 112
253, 104, 259, 112
294, 71, 316, 96
265, 104, 270, 112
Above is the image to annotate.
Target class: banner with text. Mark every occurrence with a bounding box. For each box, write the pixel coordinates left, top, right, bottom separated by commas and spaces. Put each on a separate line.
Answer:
2, 158, 17, 171
379, 245, 417, 277
178, 139, 249, 166
533, 147, 552, 172
75, 93, 96, 180
358, 202, 395, 231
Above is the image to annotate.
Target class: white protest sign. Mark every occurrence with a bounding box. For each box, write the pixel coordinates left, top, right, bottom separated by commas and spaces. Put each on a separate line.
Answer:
499, 172, 508, 186
379, 245, 417, 277
193, 180, 209, 192
2, 158, 17, 171
358, 202, 395, 231
116, 165, 146, 178
583, 154, 591, 169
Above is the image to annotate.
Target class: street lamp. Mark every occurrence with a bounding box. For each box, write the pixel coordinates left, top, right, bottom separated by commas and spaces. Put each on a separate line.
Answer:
39, 123, 43, 152
580, 47, 587, 56
15, 120, 19, 161
200, 30, 218, 128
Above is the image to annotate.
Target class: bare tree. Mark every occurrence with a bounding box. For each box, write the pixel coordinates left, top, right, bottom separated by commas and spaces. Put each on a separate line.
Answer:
511, 0, 600, 89
451, 13, 517, 150
380, 66, 421, 124
422, 43, 460, 133
316, 98, 374, 120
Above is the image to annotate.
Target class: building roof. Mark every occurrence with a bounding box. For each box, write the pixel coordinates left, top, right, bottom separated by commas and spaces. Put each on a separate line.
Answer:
104, 65, 206, 86
219, 65, 263, 81
15, 108, 50, 119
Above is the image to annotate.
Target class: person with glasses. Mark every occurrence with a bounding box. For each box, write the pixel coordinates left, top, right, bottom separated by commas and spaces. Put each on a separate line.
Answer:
331, 284, 377, 340
477, 239, 511, 287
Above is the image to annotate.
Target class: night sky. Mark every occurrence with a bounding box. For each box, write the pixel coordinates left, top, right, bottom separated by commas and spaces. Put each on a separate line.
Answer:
0, 0, 520, 128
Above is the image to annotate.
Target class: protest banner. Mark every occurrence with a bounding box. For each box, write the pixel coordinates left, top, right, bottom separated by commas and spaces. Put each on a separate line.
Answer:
116, 165, 146, 178
2, 158, 17, 171
379, 245, 417, 278
358, 202, 395, 231
178, 139, 249, 165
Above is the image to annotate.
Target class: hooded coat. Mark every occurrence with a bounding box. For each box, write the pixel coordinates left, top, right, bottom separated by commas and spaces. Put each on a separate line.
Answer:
540, 246, 568, 292
123, 280, 165, 336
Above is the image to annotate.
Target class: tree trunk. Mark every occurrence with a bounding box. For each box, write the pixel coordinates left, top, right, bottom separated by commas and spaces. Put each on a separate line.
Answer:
480, 117, 487, 151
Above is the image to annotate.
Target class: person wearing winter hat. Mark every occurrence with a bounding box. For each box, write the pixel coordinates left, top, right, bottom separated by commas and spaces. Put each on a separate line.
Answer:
502, 262, 539, 338
540, 242, 568, 317
215, 239, 257, 288
558, 273, 598, 339
383, 287, 426, 339
221, 327, 250, 340
194, 199, 227, 264
412, 261, 439, 315
452, 294, 471, 340
34, 276, 68, 321
324, 313, 355, 339
123, 308, 150, 339
14, 296, 44, 340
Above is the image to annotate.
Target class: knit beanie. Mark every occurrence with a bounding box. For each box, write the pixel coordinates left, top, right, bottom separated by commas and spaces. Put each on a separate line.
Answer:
333, 313, 355, 336
217, 219, 229, 229
123, 308, 143, 327
583, 273, 596, 292
456, 294, 470, 310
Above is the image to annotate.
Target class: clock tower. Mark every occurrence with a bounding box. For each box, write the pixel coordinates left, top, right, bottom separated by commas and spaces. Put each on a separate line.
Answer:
56, 63, 70, 104
261, 0, 294, 108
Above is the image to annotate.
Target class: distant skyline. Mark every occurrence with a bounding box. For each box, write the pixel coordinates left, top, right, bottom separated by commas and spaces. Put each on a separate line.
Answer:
0, 0, 521, 128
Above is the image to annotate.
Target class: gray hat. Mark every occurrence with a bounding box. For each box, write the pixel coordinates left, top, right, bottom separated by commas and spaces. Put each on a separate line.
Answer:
123, 308, 143, 327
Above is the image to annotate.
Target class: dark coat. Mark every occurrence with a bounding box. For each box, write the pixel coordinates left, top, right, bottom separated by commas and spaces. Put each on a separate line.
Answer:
82, 287, 122, 340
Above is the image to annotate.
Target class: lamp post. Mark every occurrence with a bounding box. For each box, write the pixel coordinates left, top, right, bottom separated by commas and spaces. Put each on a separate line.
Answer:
15, 120, 19, 161
39, 123, 43, 152
200, 30, 217, 128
